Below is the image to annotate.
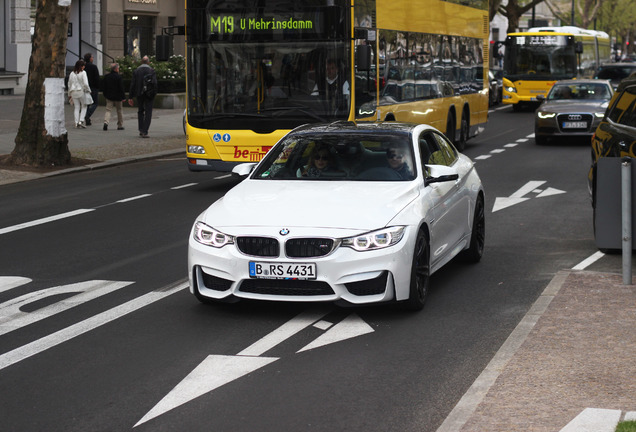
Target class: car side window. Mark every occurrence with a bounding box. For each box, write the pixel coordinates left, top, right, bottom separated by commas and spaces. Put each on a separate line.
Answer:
608, 86, 636, 126
418, 132, 446, 167
433, 132, 458, 165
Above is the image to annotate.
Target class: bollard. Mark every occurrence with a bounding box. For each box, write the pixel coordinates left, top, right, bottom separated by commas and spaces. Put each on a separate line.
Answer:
621, 157, 632, 285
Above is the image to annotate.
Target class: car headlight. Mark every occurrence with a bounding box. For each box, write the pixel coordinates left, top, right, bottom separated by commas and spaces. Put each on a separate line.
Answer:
595, 112, 605, 118
537, 111, 556, 119
342, 226, 405, 251
193, 222, 234, 247
505, 86, 516, 93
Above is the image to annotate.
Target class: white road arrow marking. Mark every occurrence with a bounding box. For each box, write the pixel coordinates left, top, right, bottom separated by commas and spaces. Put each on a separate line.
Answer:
492, 181, 565, 212
134, 355, 279, 427
536, 187, 566, 198
298, 313, 374, 352
0, 280, 133, 336
136, 310, 375, 426
0, 276, 32, 293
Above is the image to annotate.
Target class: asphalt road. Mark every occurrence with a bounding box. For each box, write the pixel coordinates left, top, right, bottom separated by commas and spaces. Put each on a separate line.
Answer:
0, 105, 629, 431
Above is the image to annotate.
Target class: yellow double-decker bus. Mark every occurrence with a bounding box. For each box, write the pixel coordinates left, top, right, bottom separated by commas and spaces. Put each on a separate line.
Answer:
185, 0, 490, 171
502, 26, 611, 111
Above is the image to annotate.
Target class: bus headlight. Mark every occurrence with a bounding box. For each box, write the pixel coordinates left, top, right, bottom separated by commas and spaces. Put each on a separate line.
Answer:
537, 111, 556, 119
505, 86, 517, 93
188, 145, 206, 154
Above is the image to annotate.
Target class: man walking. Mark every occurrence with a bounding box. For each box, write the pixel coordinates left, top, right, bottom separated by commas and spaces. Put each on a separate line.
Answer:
128, 55, 157, 138
83, 53, 100, 125
102, 63, 126, 131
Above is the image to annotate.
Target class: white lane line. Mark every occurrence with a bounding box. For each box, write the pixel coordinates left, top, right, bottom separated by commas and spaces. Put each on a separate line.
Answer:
171, 183, 198, 190
0, 281, 187, 371
0, 209, 95, 236
237, 308, 330, 357
474, 155, 492, 160
490, 149, 505, 154
214, 174, 232, 180
504, 143, 518, 148
116, 194, 153, 203
516, 138, 529, 143
572, 251, 605, 270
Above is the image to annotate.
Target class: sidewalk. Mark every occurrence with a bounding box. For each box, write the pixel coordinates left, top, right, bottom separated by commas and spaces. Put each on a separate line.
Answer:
439, 270, 636, 432
1, 96, 635, 432
0, 95, 184, 186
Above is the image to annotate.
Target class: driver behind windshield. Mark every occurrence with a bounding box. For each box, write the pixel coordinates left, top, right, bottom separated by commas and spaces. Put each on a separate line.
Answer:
298, 144, 342, 178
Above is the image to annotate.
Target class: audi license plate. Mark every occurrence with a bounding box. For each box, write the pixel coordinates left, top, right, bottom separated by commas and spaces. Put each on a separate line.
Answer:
249, 262, 317, 280
562, 121, 587, 129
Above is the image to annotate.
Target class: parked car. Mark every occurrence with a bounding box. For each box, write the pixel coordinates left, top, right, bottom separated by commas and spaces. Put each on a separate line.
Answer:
188, 121, 485, 311
534, 79, 614, 145
594, 63, 636, 90
589, 74, 636, 210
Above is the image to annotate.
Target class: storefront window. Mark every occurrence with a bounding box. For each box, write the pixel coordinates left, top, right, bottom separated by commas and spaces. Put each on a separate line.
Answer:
125, 15, 156, 59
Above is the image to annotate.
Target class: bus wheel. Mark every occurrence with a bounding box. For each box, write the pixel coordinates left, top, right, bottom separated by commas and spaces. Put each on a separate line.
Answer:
456, 115, 469, 151
445, 112, 456, 143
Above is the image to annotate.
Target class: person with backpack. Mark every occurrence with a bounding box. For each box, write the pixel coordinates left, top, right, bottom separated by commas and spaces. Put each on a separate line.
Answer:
128, 55, 157, 138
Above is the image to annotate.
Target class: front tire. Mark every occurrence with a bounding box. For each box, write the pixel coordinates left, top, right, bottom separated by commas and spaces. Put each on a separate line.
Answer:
403, 229, 431, 311
459, 195, 485, 262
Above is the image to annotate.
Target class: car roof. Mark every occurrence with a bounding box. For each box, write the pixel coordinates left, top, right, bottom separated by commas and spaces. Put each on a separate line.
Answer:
553, 79, 610, 86
616, 73, 636, 92
288, 121, 430, 137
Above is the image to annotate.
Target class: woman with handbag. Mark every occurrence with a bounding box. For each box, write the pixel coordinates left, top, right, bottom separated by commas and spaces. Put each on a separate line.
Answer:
67, 59, 92, 128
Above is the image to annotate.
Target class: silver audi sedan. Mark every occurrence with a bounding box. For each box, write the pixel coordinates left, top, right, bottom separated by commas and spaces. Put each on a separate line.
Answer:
534, 79, 613, 145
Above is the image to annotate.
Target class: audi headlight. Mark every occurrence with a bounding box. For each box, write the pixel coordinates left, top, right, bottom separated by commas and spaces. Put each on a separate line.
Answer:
537, 111, 556, 119
342, 226, 405, 251
193, 222, 234, 247
595, 112, 605, 118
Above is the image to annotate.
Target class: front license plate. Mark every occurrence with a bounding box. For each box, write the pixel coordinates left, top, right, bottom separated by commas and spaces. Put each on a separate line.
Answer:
562, 121, 587, 128
249, 262, 317, 280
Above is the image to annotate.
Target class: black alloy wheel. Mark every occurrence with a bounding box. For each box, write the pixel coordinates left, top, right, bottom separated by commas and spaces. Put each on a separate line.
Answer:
459, 195, 485, 262
403, 228, 431, 311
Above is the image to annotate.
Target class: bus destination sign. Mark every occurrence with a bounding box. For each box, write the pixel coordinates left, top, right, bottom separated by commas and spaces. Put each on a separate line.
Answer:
210, 13, 319, 35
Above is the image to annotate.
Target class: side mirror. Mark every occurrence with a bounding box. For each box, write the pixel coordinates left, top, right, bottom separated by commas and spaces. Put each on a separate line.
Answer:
232, 163, 256, 177
425, 165, 460, 185
356, 45, 372, 72
575, 41, 584, 54
536, 94, 545, 102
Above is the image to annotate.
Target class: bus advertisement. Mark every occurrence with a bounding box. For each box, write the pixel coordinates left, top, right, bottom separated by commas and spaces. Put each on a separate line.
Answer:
502, 26, 611, 111
185, 0, 490, 171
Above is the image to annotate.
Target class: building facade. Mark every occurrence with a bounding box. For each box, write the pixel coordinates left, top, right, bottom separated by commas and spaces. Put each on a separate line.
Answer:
1, 0, 185, 95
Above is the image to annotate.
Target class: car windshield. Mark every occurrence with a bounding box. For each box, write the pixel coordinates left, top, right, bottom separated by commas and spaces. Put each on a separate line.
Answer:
251, 132, 416, 181
547, 83, 611, 101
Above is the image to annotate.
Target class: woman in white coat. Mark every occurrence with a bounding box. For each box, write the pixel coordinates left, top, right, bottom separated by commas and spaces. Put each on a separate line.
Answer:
67, 59, 92, 128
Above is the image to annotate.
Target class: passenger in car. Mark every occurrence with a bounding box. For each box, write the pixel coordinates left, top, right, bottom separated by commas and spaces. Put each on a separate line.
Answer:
386, 147, 413, 179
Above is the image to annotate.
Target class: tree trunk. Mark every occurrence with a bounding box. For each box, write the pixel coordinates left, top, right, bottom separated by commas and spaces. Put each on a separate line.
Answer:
9, 0, 71, 168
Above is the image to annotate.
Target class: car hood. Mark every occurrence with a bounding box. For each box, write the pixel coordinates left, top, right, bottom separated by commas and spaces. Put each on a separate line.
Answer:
200, 180, 420, 231
538, 100, 608, 113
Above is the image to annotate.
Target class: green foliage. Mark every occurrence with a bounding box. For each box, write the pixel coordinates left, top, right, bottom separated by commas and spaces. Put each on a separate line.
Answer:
115, 55, 186, 93
616, 420, 636, 432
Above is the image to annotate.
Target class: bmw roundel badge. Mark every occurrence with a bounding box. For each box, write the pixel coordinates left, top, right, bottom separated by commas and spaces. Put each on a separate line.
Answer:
280, 228, 290, 236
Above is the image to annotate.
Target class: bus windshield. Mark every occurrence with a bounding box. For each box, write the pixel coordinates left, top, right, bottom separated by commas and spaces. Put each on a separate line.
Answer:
504, 35, 577, 81
186, 0, 350, 132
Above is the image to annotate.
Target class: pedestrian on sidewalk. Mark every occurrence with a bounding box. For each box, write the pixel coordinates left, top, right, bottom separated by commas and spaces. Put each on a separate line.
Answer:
128, 55, 157, 138
102, 63, 126, 131
83, 53, 100, 126
67, 59, 91, 129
